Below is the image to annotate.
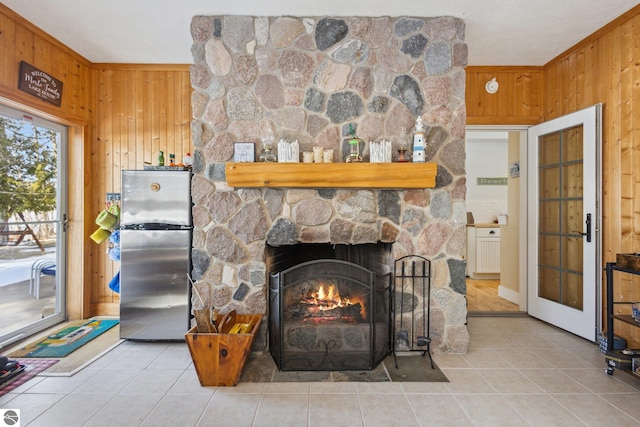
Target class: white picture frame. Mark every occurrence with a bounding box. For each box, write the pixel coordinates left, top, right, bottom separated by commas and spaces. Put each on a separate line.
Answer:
234, 142, 255, 162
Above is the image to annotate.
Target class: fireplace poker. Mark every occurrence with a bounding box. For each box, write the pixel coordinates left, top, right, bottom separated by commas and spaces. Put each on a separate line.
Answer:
416, 260, 429, 348
396, 260, 410, 350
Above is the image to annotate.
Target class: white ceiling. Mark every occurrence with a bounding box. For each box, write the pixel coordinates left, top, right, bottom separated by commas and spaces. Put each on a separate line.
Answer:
2, 0, 637, 65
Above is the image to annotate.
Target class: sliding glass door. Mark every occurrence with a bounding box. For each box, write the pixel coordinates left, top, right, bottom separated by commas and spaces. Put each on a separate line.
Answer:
0, 104, 67, 349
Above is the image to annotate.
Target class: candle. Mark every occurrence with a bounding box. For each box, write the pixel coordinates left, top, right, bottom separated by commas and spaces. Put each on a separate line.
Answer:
323, 149, 334, 163
302, 151, 314, 163
313, 146, 324, 163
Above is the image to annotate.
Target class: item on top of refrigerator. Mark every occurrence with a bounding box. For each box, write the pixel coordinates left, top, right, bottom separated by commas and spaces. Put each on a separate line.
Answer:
169, 153, 176, 166
183, 152, 193, 167
158, 151, 165, 166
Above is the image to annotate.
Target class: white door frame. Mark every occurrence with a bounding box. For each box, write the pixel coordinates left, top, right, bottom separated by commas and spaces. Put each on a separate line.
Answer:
468, 107, 602, 341
526, 105, 602, 341
466, 125, 529, 312
0, 103, 68, 349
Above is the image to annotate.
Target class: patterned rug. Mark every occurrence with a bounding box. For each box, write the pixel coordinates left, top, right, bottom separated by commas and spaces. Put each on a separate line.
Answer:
8, 318, 119, 358
0, 359, 58, 397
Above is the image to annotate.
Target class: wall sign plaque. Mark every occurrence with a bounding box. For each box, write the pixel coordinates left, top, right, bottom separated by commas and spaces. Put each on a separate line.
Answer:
477, 177, 508, 185
18, 61, 63, 106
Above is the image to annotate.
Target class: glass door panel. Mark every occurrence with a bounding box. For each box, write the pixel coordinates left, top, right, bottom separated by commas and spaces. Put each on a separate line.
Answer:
0, 104, 66, 349
527, 105, 600, 341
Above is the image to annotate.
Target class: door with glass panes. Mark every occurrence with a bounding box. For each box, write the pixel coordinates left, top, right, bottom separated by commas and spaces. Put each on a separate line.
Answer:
527, 105, 601, 341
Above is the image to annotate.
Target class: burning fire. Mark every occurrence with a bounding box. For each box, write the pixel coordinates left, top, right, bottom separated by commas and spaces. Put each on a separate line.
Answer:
294, 281, 366, 322
311, 284, 353, 310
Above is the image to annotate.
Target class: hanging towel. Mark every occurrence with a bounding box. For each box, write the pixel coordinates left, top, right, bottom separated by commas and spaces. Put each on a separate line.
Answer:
108, 271, 120, 293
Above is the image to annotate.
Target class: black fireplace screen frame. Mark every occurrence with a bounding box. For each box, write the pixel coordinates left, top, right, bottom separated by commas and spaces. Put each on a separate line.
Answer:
269, 258, 391, 371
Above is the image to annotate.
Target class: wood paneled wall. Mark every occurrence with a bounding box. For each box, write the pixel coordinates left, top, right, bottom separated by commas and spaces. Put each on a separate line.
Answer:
543, 6, 640, 347
91, 65, 192, 315
465, 66, 544, 125
3, 2, 640, 344
0, 6, 92, 123
469, 5, 640, 346
0, 4, 93, 319
0, 4, 192, 318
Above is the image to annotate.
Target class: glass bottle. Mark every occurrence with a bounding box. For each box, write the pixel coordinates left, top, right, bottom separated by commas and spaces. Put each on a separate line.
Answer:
345, 124, 363, 163
158, 151, 165, 166
259, 126, 277, 162
397, 127, 409, 162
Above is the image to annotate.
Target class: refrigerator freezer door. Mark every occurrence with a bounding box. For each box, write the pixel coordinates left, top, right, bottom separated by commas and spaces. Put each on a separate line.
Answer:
120, 229, 191, 340
121, 170, 192, 227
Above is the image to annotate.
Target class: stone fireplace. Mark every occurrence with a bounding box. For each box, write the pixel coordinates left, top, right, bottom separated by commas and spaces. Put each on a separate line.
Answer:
268, 242, 392, 370
189, 15, 469, 355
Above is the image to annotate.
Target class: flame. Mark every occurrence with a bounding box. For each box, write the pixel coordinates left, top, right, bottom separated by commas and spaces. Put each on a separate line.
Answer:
299, 281, 366, 320
311, 284, 354, 310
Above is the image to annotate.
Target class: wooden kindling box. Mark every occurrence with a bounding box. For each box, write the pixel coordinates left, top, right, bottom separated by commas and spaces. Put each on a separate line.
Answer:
185, 313, 262, 386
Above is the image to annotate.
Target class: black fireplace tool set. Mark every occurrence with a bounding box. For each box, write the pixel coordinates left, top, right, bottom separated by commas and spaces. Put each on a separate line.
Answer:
392, 255, 434, 369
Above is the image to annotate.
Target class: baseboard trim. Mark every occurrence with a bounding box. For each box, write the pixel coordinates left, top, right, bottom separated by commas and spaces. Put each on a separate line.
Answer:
468, 311, 529, 317
498, 285, 519, 305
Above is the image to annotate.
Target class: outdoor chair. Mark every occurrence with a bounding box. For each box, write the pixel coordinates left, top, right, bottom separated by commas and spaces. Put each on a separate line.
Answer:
30, 259, 56, 299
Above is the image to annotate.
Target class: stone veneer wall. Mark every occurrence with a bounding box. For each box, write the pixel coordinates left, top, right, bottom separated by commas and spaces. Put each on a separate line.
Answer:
189, 15, 469, 353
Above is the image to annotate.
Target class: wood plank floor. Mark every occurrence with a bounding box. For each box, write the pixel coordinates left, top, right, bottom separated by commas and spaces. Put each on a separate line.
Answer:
466, 278, 521, 312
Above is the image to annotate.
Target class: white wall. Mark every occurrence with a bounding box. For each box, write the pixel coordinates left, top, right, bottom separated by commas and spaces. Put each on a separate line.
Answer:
465, 131, 509, 224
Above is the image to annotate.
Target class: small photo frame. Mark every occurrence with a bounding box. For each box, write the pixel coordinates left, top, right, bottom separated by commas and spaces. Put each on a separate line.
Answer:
234, 142, 255, 162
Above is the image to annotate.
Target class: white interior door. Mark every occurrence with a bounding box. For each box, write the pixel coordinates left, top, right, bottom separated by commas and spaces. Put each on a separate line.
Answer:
527, 104, 601, 342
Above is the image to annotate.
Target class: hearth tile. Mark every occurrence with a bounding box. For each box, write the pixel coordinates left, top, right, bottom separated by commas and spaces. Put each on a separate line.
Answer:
383, 355, 448, 382
239, 354, 277, 383
332, 367, 389, 382
272, 369, 332, 382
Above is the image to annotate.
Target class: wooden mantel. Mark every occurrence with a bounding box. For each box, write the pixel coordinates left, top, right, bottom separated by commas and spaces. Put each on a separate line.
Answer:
225, 162, 437, 189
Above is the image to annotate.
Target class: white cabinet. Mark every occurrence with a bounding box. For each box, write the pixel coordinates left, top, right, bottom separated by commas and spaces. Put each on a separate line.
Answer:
466, 226, 501, 279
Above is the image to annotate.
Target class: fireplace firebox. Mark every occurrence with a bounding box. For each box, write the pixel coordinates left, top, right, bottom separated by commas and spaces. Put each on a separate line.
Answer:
268, 243, 392, 371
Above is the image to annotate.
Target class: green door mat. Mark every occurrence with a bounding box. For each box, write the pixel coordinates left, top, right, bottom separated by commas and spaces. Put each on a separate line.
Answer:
9, 318, 119, 358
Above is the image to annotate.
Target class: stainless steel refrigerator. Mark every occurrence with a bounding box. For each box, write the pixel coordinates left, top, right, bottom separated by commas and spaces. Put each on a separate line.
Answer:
119, 170, 192, 340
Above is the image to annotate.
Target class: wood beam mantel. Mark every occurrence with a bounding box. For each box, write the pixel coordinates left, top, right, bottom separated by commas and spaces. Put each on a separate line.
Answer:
225, 162, 437, 189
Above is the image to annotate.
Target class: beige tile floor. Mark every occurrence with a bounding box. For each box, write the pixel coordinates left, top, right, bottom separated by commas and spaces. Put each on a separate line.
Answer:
1, 316, 639, 426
